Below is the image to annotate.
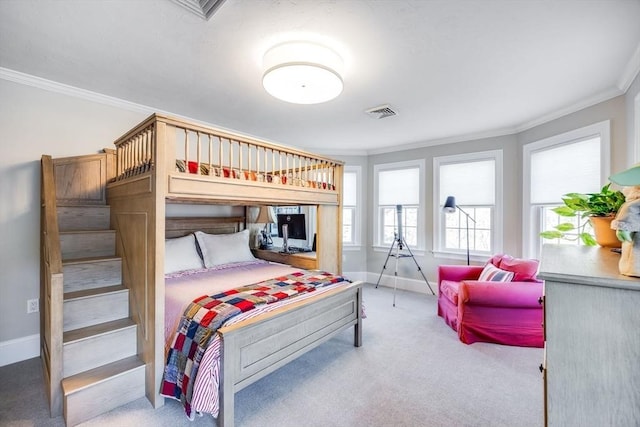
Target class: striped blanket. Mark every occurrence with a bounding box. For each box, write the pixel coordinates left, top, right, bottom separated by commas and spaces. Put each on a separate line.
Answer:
160, 270, 346, 417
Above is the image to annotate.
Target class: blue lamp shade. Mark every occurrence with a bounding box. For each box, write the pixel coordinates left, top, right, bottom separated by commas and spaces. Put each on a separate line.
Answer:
443, 196, 457, 213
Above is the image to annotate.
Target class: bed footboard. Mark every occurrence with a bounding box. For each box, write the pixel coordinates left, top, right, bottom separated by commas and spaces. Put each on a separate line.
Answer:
217, 281, 363, 427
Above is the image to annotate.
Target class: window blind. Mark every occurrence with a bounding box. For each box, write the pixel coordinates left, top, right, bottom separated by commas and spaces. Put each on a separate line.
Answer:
379, 167, 419, 205
440, 159, 495, 205
344, 171, 357, 206
531, 137, 600, 204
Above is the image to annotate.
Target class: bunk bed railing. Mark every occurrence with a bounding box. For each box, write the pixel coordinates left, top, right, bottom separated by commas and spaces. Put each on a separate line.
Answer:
40, 155, 64, 417
113, 119, 155, 181
111, 114, 340, 193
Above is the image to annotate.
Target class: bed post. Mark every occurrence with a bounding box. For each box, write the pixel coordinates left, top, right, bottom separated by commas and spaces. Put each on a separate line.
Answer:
354, 287, 363, 347
218, 334, 236, 427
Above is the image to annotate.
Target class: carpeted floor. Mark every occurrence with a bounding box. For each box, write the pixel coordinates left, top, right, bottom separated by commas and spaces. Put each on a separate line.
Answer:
0, 283, 544, 426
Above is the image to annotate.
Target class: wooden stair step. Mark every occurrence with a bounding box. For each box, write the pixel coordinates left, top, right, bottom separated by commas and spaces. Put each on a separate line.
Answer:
60, 230, 116, 260
63, 318, 137, 378
57, 205, 110, 231
63, 256, 122, 292
62, 356, 145, 426
63, 285, 129, 332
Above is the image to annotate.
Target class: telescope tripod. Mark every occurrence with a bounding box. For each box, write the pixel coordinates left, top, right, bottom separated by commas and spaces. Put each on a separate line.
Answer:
375, 233, 435, 306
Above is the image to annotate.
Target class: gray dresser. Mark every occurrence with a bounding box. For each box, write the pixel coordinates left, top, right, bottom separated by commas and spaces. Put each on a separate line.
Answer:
539, 245, 640, 427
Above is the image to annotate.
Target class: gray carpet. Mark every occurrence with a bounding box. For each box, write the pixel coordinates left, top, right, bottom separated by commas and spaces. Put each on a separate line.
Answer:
0, 283, 543, 426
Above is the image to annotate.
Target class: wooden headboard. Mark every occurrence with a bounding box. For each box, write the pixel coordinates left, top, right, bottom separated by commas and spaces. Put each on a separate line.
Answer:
165, 216, 245, 239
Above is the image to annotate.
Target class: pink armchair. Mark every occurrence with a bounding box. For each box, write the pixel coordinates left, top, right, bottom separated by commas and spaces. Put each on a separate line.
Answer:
437, 255, 544, 348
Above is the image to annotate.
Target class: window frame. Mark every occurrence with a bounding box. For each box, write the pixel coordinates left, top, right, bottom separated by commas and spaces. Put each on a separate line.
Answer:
522, 120, 611, 258
373, 159, 425, 252
433, 150, 503, 261
635, 92, 640, 164
342, 165, 362, 249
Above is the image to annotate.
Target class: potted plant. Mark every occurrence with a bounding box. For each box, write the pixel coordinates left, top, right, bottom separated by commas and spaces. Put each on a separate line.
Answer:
540, 183, 625, 247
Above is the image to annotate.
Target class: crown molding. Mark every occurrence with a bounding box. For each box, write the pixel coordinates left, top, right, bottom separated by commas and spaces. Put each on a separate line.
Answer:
618, 41, 640, 93
367, 85, 624, 156
0, 67, 152, 114
0, 66, 279, 147
0, 66, 632, 157
366, 126, 517, 156
310, 147, 369, 157
515, 87, 623, 134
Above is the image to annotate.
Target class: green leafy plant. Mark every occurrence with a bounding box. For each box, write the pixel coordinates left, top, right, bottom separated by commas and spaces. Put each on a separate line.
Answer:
540, 183, 626, 246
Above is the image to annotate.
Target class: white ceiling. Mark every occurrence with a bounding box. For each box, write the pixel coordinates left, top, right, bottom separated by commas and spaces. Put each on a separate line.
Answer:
1, 0, 640, 154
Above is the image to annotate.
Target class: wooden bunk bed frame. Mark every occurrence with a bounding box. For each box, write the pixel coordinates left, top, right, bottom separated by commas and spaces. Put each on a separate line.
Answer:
104, 113, 362, 426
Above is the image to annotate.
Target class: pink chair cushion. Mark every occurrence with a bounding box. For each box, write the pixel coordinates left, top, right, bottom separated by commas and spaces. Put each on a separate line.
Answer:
439, 280, 460, 305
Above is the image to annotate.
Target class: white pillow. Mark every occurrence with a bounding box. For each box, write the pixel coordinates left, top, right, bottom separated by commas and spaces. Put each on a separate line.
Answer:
164, 234, 204, 274
194, 229, 255, 268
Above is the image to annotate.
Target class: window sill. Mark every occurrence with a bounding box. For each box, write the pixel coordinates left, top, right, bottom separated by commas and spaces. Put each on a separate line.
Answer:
373, 245, 426, 257
343, 245, 362, 252
432, 250, 488, 264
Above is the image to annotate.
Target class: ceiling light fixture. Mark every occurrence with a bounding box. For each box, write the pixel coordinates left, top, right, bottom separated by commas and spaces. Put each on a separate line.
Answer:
262, 41, 344, 105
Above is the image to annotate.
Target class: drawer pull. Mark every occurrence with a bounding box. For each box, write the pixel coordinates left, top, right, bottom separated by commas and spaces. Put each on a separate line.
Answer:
539, 363, 544, 373
538, 296, 544, 305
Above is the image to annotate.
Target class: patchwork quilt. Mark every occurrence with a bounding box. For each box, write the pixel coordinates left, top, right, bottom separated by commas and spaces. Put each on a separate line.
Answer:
160, 270, 347, 416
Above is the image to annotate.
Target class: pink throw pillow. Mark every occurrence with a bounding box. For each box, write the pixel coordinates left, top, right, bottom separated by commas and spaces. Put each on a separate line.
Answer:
487, 254, 505, 268
498, 255, 539, 282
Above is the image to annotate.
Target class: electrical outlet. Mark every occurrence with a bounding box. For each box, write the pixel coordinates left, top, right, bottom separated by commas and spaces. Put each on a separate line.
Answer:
27, 298, 39, 314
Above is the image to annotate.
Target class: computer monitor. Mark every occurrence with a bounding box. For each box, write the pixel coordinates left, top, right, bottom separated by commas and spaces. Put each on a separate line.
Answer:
277, 213, 307, 240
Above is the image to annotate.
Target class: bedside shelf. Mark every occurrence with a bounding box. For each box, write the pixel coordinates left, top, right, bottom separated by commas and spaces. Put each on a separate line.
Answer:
252, 248, 317, 270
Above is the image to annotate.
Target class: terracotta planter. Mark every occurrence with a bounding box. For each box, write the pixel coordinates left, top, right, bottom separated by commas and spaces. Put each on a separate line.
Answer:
589, 215, 621, 248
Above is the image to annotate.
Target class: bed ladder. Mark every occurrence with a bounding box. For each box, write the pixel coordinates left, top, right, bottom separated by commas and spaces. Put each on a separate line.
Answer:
41, 153, 145, 426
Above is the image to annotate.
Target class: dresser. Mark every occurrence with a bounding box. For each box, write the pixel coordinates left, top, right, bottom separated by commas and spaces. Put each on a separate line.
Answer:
539, 245, 640, 427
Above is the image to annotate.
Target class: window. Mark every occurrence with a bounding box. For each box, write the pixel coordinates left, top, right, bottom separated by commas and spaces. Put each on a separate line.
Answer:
434, 151, 503, 259
374, 160, 424, 249
269, 206, 300, 236
342, 166, 361, 246
523, 121, 610, 258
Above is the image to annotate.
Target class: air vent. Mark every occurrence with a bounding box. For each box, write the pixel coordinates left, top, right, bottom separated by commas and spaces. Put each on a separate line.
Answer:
172, 0, 227, 20
365, 104, 398, 119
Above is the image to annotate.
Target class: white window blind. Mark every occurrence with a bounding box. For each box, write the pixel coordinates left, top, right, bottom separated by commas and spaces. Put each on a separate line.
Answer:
440, 160, 495, 205
344, 172, 357, 206
378, 168, 419, 205
530, 137, 600, 204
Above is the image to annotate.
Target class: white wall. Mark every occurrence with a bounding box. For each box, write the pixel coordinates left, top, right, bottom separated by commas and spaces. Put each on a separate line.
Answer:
0, 79, 147, 364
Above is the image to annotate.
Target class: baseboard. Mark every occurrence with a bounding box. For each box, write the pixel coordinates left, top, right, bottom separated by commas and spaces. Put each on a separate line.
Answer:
366, 272, 437, 295
0, 334, 40, 367
343, 271, 368, 283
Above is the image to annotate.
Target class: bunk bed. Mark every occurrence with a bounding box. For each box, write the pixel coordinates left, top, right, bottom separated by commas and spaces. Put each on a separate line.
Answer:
104, 114, 363, 426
